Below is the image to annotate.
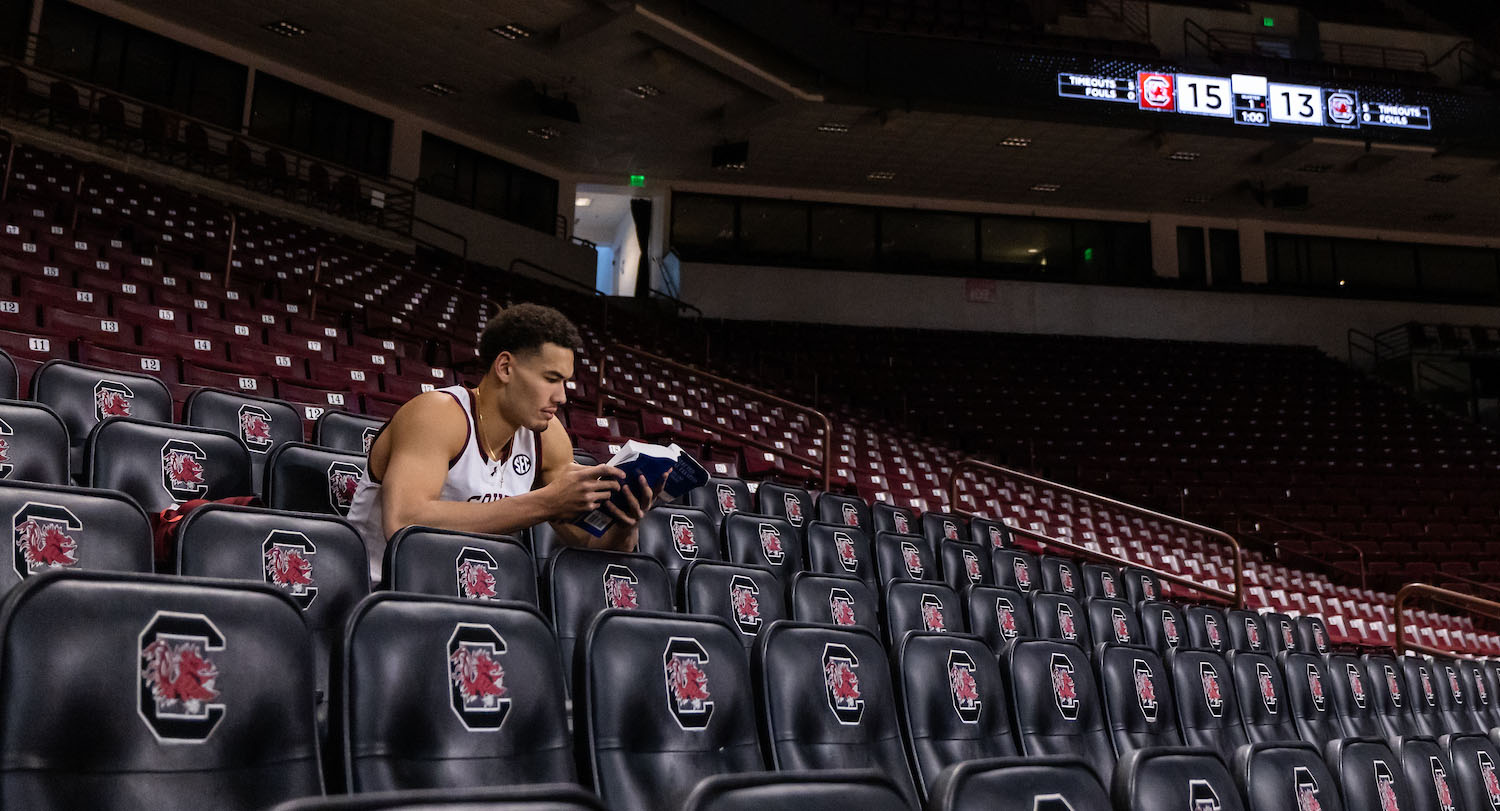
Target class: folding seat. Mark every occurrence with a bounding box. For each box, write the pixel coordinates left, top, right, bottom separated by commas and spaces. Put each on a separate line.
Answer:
1166, 648, 1246, 764
141, 323, 228, 362
817, 491, 871, 531
1393, 735, 1462, 811
873, 529, 938, 585
884, 580, 961, 646
22, 276, 110, 316
1088, 597, 1143, 647
333, 592, 571, 794
921, 510, 968, 553
968, 515, 1010, 550
182, 360, 276, 398
1325, 738, 1413, 811
871, 500, 917, 535
308, 364, 384, 397
1121, 566, 1164, 605
548, 547, 671, 688
264, 442, 367, 518
276, 380, 357, 417
1363, 654, 1418, 742
75, 340, 180, 386
1096, 644, 1182, 757
687, 475, 752, 531
637, 505, 719, 592
45, 306, 137, 345
1227, 651, 1297, 745
383, 525, 534, 603
677, 559, 784, 651
790, 572, 877, 633
756, 480, 812, 539
1323, 653, 1386, 739
1277, 651, 1343, 748
1040, 553, 1085, 598
939, 539, 990, 593
0, 478, 153, 599
1461, 657, 1500, 730
1112, 747, 1243, 811
753, 622, 921, 808
33, 359, 173, 467
681, 771, 911, 811
991, 547, 1040, 593
1185, 605, 1231, 655
0, 348, 16, 400
377, 377, 437, 402
1441, 732, 1500, 811
0, 399, 69, 484
267, 784, 608, 810
266, 331, 339, 362
721, 513, 802, 583
1262, 611, 1299, 655
0, 569, 322, 809
183, 388, 304, 494
114, 298, 187, 329
805, 521, 878, 594
314, 410, 384, 455
965, 584, 1033, 649
1295, 615, 1332, 655
1081, 562, 1122, 601
1433, 658, 1485, 736
1032, 591, 1091, 650
1227, 609, 1272, 654
230, 342, 312, 379
1403, 657, 1449, 739
894, 631, 1015, 801
86, 417, 253, 514
1233, 741, 1343, 811
1002, 638, 1117, 784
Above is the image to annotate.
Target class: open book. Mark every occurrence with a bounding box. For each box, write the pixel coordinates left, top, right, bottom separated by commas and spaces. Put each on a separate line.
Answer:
573, 440, 710, 537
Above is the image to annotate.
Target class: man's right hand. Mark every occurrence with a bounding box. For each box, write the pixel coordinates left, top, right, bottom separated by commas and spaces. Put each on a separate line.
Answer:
540, 463, 626, 519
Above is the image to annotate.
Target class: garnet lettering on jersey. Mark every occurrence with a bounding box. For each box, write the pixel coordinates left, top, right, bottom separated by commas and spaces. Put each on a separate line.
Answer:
467, 493, 509, 503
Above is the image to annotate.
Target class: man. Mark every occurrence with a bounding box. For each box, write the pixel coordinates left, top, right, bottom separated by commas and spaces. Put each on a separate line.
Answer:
347, 303, 661, 581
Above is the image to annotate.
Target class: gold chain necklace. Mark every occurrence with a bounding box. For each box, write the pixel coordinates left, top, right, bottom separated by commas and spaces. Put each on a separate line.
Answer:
474, 392, 506, 468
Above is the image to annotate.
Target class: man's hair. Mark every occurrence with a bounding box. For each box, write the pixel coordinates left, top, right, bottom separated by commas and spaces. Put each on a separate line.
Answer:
478, 303, 582, 369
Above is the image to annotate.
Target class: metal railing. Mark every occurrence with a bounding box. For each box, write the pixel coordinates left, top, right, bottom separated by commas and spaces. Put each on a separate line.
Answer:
596, 343, 834, 487
1395, 583, 1500, 658
948, 458, 1244, 607
310, 246, 502, 339
1238, 510, 1366, 590
1086, 0, 1151, 42
1183, 19, 1429, 74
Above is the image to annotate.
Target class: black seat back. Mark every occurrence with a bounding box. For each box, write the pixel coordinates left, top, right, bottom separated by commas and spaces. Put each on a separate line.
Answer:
336, 593, 571, 793
1140, 601, 1188, 656
183, 388, 304, 496
884, 580, 962, 647
991, 548, 1040, 594
895, 632, 1016, 800
0, 477, 154, 605
0, 399, 69, 485
1324, 653, 1385, 739
579, 610, 761, 811
790, 572, 878, 634
1031, 591, 1091, 650
939, 539, 990, 593
926, 756, 1112, 811
873, 530, 937, 585
870, 501, 916, 535
0, 570, 321, 809
1121, 566, 1163, 606
636, 505, 720, 595
1082, 563, 1123, 601
1460, 658, 1500, 731
1088, 598, 1143, 647
1233, 741, 1345, 811
1228, 651, 1297, 744
805, 521, 878, 594
1442, 733, 1500, 811
1394, 735, 1462, 811
968, 516, 1010, 550
757, 480, 813, 539
1364, 654, 1418, 742
1113, 746, 1246, 811
687, 476, 752, 531
1227, 609, 1271, 654
313, 410, 384, 454
681, 771, 911, 811
1185, 605, 1230, 655
1278, 651, 1343, 749
1095, 643, 1183, 757
33, 360, 172, 467
1434, 658, 1483, 736
263, 442, 367, 518
678, 560, 785, 652
1002, 638, 1116, 784
1404, 657, 1448, 739
921, 511, 968, 556
86, 417, 253, 514
1039, 554, 1084, 597
1262, 612, 1299, 655
0, 348, 15, 399
722, 513, 803, 583
1166, 647, 1247, 764
754, 622, 920, 808
548, 548, 672, 688
965, 585, 1034, 649
1296, 616, 1331, 655
267, 784, 608, 810
383, 525, 536, 605
1326, 737, 1415, 811
816, 492, 871, 532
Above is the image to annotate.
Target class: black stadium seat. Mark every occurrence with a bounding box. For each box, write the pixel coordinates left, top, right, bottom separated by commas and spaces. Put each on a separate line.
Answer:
805, 521, 878, 593
1031, 591, 1091, 650
938, 539, 990, 594
921, 510, 967, 555
577, 610, 762, 811
1121, 566, 1163, 606
968, 516, 1010, 550
1324, 653, 1385, 739
1295, 616, 1332, 656
884, 579, 962, 646
1184, 605, 1230, 655
1095, 643, 1183, 758
681, 771, 911, 811
1262, 612, 1299, 655
873, 530, 938, 585
636, 505, 719, 594
1461, 657, 1500, 730
1087, 597, 1142, 647
753, 622, 920, 808
687, 476, 751, 531
677, 560, 785, 651
263, 442, 368, 518
1227, 651, 1297, 745
1002, 637, 1116, 784
1433, 658, 1483, 736
1226, 609, 1270, 654
926, 756, 1112, 811
0, 347, 16, 399
0, 570, 322, 810
0, 479, 152, 598
183, 388, 304, 496
549, 548, 671, 689
267, 784, 608, 810
314, 410, 384, 454
965, 584, 1033, 649
816, 492, 870, 532
1233, 741, 1345, 811
334, 593, 572, 793
0, 399, 69, 485
1363, 653, 1417, 742
1278, 651, 1342, 749
382, 525, 536, 604
1139, 601, 1188, 655
790, 571, 878, 633
1112, 746, 1245, 811
1082, 562, 1122, 601
1394, 735, 1462, 811
722, 513, 803, 583
1039, 554, 1083, 598
1166, 648, 1246, 764
1440, 732, 1500, 811
86, 417, 254, 514
894, 631, 1016, 800
1404, 657, 1447, 739
991, 548, 1039, 594
871, 501, 916, 535
32, 359, 172, 470
757, 480, 812, 539
1326, 737, 1414, 811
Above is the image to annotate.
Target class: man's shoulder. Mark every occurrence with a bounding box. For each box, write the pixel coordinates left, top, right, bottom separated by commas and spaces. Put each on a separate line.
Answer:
389, 389, 469, 438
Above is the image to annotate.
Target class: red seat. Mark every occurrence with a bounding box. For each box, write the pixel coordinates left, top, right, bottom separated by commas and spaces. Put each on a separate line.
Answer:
264, 330, 337, 362
181, 361, 274, 397
380, 375, 441, 400
112, 299, 187, 328
229, 342, 310, 378
362, 391, 407, 420
140, 324, 226, 361
276, 379, 355, 412
307, 364, 381, 395
193, 315, 265, 343
21, 277, 110, 316
45, 308, 137, 344
75, 341, 181, 385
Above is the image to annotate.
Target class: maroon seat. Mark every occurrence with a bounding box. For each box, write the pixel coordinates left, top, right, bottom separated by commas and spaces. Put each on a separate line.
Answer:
76, 341, 181, 385
140, 324, 227, 361
181, 361, 275, 398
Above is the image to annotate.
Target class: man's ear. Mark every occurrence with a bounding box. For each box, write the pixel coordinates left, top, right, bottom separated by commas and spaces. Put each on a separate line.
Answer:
493, 351, 513, 382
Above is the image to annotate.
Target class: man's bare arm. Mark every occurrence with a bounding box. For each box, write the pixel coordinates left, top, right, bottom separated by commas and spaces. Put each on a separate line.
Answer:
539, 422, 667, 552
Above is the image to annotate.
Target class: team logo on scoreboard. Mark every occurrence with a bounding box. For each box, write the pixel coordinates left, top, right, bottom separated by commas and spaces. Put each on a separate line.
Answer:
1137, 72, 1175, 111
1326, 91, 1357, 126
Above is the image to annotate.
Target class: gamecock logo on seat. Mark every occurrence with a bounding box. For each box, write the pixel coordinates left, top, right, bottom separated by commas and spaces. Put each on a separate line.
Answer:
1374, 760, 1401, 811
1421, 668, 1436, 707
823, 642, 864, 724
1430, 757, 1455, 811
12, 502, 81, 579
1475, 669, 1490, 706
1204, 614, 1222, 650
138, 611, 225, 743
447, 623, 509, 731
921, 593, 947, 632
948, 649, 981, 724
1111, 606, 1132, 643
1246, 618, 1262, 650
833, 530, 859, 572
160, 439, 208, 502
758, 523, 784, 565
715, 484, 737, 515
841, 502, 860, 527
729, 575, 761, 636
669, 514, 698, 559
1482, 750, 1500, 808
942, 520, 958, 541
262, 530, 316, 610
361, 427, 378, 455
1313, 624, 1327, 653
1257, 662, 1278, 714
1057, 602, 1077, 641
1134, 658, 1157, 722
1100, 570, 1116, 599
1189, 779, 1222, 811
900, 541, 924, 579
0, 417, 14, 478
1201, 661, 1223, 717
1281, 620, 1297, 651
1141, 575, 1155, 600
237, 404, 274, 453
1446, 667, 1465, 705
784, 493, 804, 527
1384, 664, 1403, 708
1348, 663, 1367, 708
94, 380, 134, 421
962, 548, 982, 584
1294, 766, 1323, 811
602, 564, 639, 610
988, 524, 1005, 549
1013, 558, 1032, 592
1308, 664, 1326, 711
996, 597, 1019, 640
664, 637, 714, 731
893, 511, 910, 534
1162, 611, 1181, 648
1051, 652, 1078, 720
1059, 565, 1075, 594
455, 547, 499, 600
327, 461, 363, 516
830, 588, 858, 627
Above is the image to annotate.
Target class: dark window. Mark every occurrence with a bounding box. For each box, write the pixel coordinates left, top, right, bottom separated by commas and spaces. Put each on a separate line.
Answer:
1209, 229, 1241, 287
1176, 226, 1207, 288
810, 205, 877, 267
416, 133, 558, 234
881, 210, 975, 268
981, 216, 1073, 275
1419, 246, 1499, 296
670, 194, 736, 254
250, 73, 391, 175
738, 199, 808, 259
0, 0, 28, 58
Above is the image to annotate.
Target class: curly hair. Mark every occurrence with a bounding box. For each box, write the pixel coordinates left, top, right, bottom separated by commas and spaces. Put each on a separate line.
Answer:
477, 303, 582, 369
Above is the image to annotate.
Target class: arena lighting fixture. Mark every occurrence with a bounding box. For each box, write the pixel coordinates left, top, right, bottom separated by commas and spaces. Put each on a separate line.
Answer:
866, 171, 896, 181
1001, 137, 1031, 147
818, 122, 851, 133
1030, 183, 1061, 192
575, 197, 592, 207
629, 84, 661, 98
421, 82, 457, 97
528, 127, 561, 140
263, 20, 307, 38
489, 23, 533, 40
1167, 151, 1200, 161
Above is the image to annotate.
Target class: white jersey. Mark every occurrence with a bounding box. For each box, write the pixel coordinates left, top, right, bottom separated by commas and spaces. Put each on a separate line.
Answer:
347, 385, 541, 582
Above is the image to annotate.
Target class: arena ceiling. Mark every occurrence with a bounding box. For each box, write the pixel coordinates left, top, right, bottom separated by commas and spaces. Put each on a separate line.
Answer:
112, 0, 1500, 237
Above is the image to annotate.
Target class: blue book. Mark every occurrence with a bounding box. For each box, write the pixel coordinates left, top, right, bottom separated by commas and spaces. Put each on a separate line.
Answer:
573, 440, 710, 537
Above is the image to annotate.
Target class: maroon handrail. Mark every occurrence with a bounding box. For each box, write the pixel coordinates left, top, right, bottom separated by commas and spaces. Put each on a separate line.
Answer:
1007, 524, 1238, 606
1240, 510, 1367, 591
1395, 583, 1500, 658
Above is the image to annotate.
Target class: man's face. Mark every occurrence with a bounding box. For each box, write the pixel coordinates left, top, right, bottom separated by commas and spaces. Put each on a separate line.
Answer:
496, 342, 573, 432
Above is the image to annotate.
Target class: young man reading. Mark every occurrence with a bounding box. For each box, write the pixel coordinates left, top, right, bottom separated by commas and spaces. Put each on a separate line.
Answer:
347, 303, 663, 581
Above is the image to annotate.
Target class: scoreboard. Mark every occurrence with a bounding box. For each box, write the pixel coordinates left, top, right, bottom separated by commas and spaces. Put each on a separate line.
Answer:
1058, 70, 1432, 132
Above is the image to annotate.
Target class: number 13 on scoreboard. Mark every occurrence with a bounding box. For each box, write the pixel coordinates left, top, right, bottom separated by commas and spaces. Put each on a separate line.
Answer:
1175, 74, 1233, 118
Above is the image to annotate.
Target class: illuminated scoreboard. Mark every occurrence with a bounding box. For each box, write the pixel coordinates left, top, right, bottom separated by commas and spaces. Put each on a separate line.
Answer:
1058, 70, 1433, 132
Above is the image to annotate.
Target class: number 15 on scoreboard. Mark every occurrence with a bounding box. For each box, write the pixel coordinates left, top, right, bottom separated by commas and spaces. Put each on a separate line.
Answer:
1175, 74, 1233, 118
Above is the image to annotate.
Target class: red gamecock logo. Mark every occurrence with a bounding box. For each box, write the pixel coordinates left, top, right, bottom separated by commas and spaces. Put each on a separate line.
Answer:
1163, 613, 1181, 647
901, 541, 924, 579
94, 380, 134, 421
1431, 757, 1455, 811
1051, 653, 1079, 720
997, 598, 1019, 640
948, 649, 981, 724
921, 593, 946, 632
455, 547, 499, 600
1201, 662, 1223, 717
238, 404, 274, 452
988, 525, 1005, 549
664, 637, 714, 730
447, 623, 510, 730
262, 530, 317, 610
603, 564, 640, 610
729, 575, 761, 636
715, 484, 737, 515
327, 461, 363, 516
1014, 559, 1032, 591
1257, 662, 1278, 714
1100, 571, 1116, 598
1134, 659, 1157, 721
1308, 665, 1326, 711
138, 612, 226, 742
1375, 761, 1400, 811
1281, 621, 1296, 651
1111, 607, 1132, 643
962, 549, 982, 584
1246, 618, 1262, 650
1059, 566, 1075, 594
893, 512, 910, 534
1294, 767, 1323, 811
1058, 603, 1077, 641
830, 589, 858, 627
823, 643, 864, 724
784, 493, 804, 526
669, 514, 697, 559
841, 502, 860, 527
160, 439, 208, 502
1446, 667, 1465, 705
942, 520, 958, 541
1484, 751, 1500, 806
758, 523, 784, 565
1348, 664, 1367, 708
13, 502, 82, 578
834, 531, 859, 572
1204, 614, 1222, 650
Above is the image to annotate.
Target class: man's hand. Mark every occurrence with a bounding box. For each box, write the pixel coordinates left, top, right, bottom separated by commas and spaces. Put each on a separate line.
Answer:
598, 471, 671, 551
539, 463, 625, 518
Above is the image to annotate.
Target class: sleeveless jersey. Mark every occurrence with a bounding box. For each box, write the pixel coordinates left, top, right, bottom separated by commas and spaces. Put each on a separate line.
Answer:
347, 385, 541, 581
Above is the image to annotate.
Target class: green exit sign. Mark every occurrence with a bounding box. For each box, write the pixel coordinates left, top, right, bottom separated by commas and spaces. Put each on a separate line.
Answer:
1262, 16, 1275, 27
629, 174, 645, 187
